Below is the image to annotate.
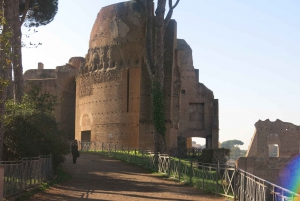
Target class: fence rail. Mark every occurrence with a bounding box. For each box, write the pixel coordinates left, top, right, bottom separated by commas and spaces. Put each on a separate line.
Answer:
0, 155, 53, 198
79, 141, 300, 201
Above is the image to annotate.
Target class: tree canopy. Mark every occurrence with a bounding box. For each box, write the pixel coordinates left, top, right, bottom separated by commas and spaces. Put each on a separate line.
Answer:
19, 0, 58, 27
220, 139, 246, 160
220, 140, 244, 149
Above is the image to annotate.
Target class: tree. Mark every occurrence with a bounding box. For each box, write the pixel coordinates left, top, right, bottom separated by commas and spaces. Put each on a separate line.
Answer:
19, 0, 58, 27
0, 0, 58, 159
220, 140, 244, 149
135, 0, 180, 153
221, 139, 246, 160
9, 0, 58, 103
0, 0, 13, 160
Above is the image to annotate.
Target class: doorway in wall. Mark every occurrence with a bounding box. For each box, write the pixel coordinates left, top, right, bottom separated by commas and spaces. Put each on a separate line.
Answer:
81, 130, 91, 142
192, 137, 206, 148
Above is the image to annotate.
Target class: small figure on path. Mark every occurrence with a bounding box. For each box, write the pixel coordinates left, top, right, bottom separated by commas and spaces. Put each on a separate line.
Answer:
71, 140, 79, 164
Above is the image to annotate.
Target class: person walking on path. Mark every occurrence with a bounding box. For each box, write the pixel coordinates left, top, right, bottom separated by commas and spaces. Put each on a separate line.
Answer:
71, 140, 79, 164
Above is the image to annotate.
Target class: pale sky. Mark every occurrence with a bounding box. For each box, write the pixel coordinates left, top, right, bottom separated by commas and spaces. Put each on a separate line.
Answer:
22, 0, 300, 150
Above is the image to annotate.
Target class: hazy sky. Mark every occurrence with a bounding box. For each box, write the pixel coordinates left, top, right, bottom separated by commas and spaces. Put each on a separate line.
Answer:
22, 0, 300, 150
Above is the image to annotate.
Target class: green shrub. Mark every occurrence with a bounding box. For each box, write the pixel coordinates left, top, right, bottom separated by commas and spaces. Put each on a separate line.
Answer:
3, 83, 69, 169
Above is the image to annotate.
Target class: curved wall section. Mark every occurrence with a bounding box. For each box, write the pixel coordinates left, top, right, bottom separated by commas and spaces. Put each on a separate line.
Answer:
75, 1, 145, 148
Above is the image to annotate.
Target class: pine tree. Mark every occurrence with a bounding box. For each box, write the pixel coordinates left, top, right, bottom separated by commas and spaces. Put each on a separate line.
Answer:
12, 0, 58, 103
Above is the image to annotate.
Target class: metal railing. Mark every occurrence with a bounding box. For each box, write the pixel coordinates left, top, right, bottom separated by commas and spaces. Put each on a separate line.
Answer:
79, 141, 300, 201
0, 155, 53, 198
237, 169, 300, 201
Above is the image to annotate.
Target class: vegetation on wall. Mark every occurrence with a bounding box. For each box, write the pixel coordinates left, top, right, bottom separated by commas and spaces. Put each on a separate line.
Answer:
3, 83, 69, 169
135, 0, 180, 153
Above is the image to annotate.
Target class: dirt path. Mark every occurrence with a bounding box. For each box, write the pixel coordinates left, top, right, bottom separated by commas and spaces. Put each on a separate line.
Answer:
26, 153, 229, 201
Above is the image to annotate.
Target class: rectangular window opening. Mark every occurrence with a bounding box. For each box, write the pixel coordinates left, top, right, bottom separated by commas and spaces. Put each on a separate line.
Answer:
268, 144, 279, 157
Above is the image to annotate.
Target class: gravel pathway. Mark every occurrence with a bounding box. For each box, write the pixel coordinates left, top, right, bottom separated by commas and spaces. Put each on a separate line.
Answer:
26, 153, 229, 201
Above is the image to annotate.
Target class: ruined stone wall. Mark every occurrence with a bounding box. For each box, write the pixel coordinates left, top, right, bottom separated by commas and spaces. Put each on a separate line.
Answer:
23, 69, 56, 80
24, 57, 82, 139
238, 119, 300, 185
237, 157, 293, 185
246, 119, 300, 158
176, 39, 219, 148
24, 1, 220, 151
75, 1, 145, 148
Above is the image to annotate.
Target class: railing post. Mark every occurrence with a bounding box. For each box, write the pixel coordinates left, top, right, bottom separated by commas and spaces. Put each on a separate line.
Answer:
109, 143, 111, 155
178, 157, 181, 182
215, 161, 219, 194
234, 165, 237, 201
168, 157, 171, 177
102, 142, 104, 154
0, 165, 4, 201
244, 171, 246, 201
134, 149, 136, 164
254, 177, 257, 201
202, 164, 204, 190
190, 159, 193, 184
115, 144, 116, 158
127, 147, 129, 162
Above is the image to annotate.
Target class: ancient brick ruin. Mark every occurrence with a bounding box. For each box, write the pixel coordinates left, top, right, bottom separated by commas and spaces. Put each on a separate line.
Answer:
237, 119, 300, 185
23, 1, 219, 152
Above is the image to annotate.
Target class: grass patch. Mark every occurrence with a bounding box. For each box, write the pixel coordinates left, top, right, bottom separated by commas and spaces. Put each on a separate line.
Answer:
9, 167, 72, 201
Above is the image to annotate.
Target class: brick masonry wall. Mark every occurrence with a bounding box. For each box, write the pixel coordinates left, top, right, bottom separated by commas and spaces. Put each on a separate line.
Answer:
239, 119, 300, 186
24, 1, 219, 151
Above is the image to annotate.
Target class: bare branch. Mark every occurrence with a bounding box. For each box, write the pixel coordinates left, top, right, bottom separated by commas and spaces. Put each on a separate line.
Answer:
169, 0, 172, 9
135, 0, 145, 11
172, 0, 180, 9
20, 0, 30, 27
164, 0, 180, 27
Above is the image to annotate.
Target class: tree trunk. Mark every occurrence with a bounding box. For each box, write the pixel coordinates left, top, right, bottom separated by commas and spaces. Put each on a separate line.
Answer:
0, 0, 13, 160
152, 0, 167, 153
6, 65, 13, 100
5, 0, 14, 100
11, 0, 23, 103
137, 0, 180, 154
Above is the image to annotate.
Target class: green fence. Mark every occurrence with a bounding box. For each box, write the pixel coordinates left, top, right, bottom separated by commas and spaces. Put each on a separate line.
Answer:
0, 155, 53, 198
79, 141, 300, 201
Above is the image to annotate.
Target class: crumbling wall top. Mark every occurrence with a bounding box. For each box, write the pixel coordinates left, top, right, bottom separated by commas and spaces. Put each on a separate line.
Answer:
89, 1, 145, 48
255, 119, 300, 130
